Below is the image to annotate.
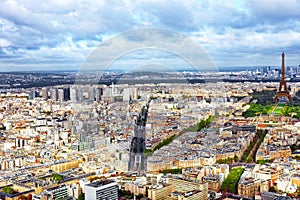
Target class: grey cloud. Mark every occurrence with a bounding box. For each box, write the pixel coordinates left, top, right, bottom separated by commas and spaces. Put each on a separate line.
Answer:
250, 0, 300, 21
0, 0, 300, 70
139, 0, 195, 31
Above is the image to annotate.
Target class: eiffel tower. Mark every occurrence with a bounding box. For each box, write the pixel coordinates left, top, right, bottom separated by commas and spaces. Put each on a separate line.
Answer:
274, 51, 292, 102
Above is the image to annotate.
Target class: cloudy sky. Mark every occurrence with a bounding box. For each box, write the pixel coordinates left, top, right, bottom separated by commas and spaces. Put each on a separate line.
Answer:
0, 0, 300, 71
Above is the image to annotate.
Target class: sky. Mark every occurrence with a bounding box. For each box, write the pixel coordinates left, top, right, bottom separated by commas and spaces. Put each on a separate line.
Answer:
0, 0, 300, 71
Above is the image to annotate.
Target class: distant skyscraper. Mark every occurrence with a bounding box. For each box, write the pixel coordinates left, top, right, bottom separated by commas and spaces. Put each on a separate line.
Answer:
58, 89, 64, 101
88, 87, 95, 101
262, 66, 268, 75
123, 87, 137, 102
63, 87, 70, 101
287, 66, 292, 76
104, 87, 113, 96
42, 87, 48, 100
95, 88, 103, 102
123, 88, 131, 102
70, 87, 77, 102
28, 88, 36, 100
51, 88, 58, 101
297, 65, 300, 75
77, 87, 84, 102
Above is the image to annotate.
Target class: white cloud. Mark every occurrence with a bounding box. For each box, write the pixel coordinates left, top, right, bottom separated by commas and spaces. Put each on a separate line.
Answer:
0, 38, 11, 47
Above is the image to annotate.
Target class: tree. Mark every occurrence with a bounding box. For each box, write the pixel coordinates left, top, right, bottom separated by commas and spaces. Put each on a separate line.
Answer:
246, 157, 253, 163
78, 193, 85, 200
51, 174, 63, 182
234, 155, 239, 162
161, 168, 182, 175
220, 167, 244, 193
269, 186, 276, 192
2, 186, 14, 195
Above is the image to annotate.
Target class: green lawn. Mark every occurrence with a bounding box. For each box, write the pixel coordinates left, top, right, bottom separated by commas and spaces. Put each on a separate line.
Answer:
220, 167, 244, 193
282, 105, 300, 118
243, 103, 300, 119
242, 103, 274, 117
273, 107, 283, 115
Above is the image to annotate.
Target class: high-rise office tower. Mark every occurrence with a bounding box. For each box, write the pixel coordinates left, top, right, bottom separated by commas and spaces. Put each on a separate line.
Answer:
58, 89, 64, 101
51, 88, 58, 101
42, 87, 49, 100
70, 87, 77, 102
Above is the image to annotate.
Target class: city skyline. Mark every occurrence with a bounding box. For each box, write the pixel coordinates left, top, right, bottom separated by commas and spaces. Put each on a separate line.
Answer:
0, 0, 300, 71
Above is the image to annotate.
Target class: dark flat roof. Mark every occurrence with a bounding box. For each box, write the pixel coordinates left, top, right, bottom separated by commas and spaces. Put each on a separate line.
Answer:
87, 179, 116, 188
